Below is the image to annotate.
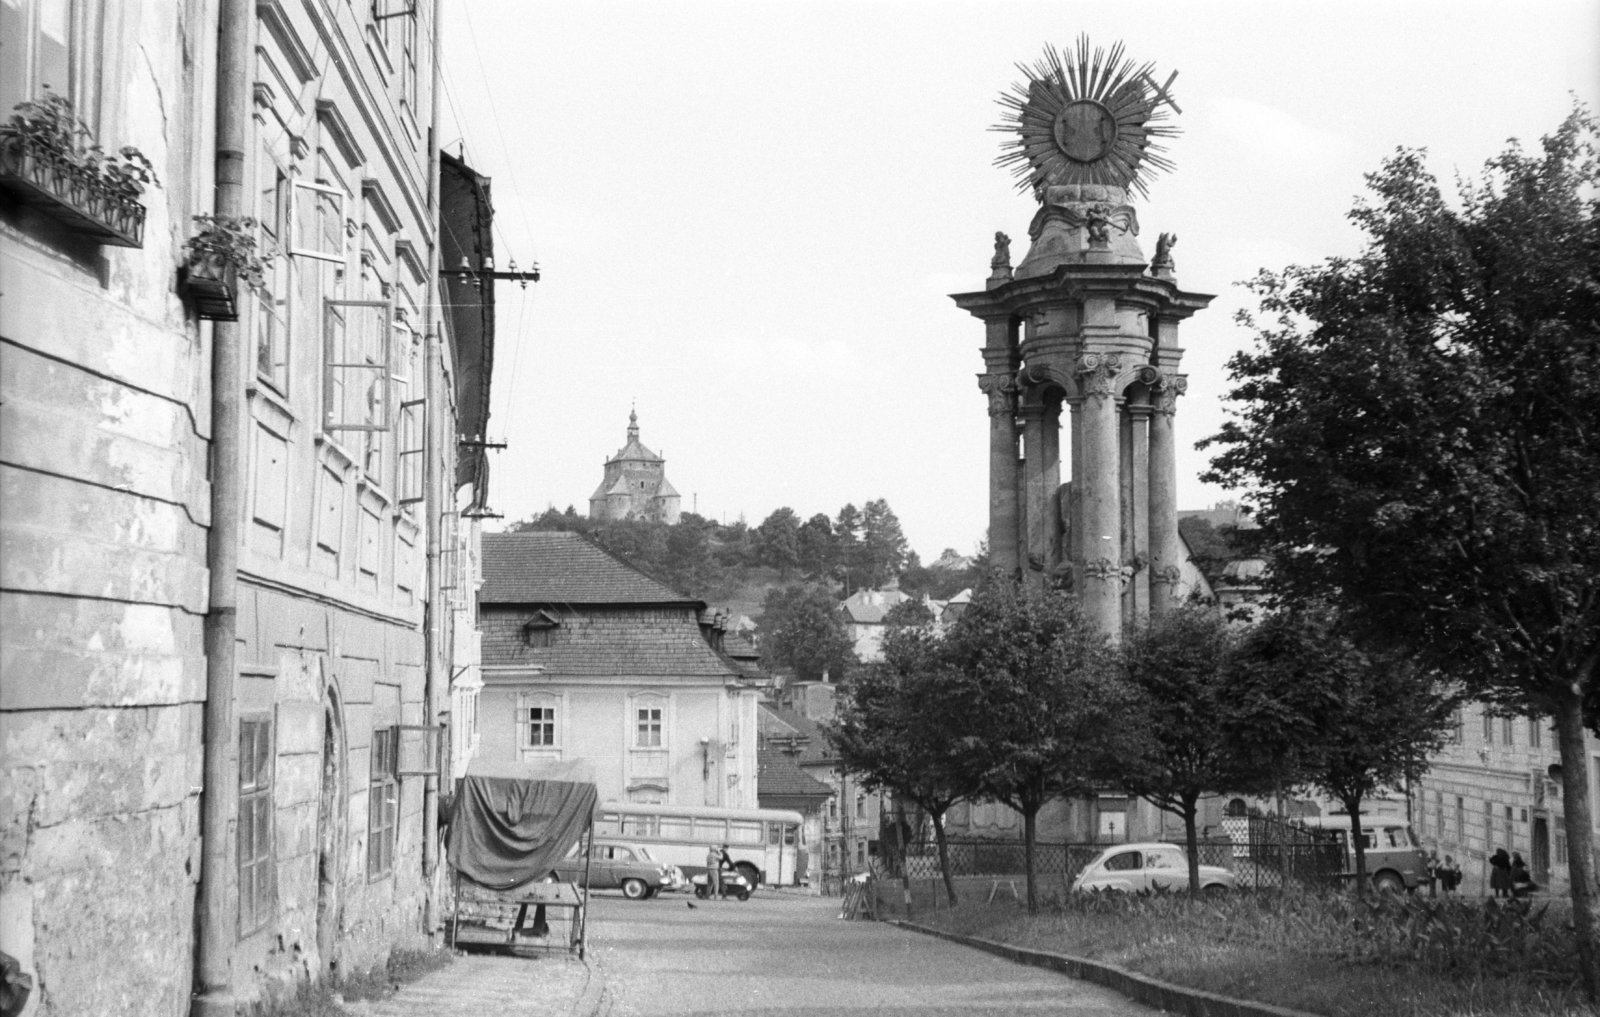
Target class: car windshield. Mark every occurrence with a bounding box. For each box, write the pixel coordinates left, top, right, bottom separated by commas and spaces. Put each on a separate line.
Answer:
634, 846, 656, 861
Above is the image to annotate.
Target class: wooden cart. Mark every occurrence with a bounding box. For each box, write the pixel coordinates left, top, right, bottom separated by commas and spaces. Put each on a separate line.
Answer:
449, 873, 591, 957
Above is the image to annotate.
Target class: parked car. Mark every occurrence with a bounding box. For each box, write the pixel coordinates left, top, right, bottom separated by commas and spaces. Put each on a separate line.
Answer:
1071, 843, 1236, 896
553, 840, 683, 899
1298, 815, 1430, 893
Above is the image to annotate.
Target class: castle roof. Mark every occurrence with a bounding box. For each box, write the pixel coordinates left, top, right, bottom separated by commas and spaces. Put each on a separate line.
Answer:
653, 477, 681, 499
607, 408, 664, 464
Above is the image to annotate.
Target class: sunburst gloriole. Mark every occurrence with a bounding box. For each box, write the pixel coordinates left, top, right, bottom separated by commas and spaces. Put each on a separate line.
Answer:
994, 37, 1179, 200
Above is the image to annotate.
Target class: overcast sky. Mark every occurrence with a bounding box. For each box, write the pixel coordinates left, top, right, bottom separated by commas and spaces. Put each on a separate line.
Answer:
439, 0, 1599, 561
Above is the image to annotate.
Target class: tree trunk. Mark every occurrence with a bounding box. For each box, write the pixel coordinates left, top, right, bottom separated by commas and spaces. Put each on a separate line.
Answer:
932, 810, 959, 908
1024, 806, 1039, 913
1554, 684, 1600, 999
1182, 795, 1201, 895
1346, 796, 1367, 896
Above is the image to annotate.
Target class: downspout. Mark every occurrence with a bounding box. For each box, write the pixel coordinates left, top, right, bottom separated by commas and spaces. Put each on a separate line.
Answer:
420, 0, 446, 935
194, 0, 251, 1012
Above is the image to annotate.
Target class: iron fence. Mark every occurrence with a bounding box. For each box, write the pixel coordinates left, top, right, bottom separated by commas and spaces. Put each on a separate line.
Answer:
895, 818, 1343, 892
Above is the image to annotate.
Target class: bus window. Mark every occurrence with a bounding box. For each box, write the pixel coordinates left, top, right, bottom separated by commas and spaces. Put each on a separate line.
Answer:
597, 814, 620, 836
620, 814, 657, 837
767, 822, 781, 845
692, 817, 726, 840
660, 817, 693, 840
729, 820, 763, 844
784, 824, 796, 846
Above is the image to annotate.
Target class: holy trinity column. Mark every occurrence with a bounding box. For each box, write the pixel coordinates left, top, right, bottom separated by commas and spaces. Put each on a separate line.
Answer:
952, 40, 1213, 638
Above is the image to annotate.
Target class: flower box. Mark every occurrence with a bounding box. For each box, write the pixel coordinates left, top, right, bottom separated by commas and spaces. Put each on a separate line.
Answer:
0, 138, 146, 248
179, 257, 240, 321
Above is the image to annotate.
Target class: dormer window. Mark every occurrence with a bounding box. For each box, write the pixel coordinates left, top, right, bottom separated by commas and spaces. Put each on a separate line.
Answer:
523, 610, 559, 648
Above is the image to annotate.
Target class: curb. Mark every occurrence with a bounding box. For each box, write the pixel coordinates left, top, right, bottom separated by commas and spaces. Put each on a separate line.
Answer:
892, 920, 1323, 1017
570, 949, 611, 1017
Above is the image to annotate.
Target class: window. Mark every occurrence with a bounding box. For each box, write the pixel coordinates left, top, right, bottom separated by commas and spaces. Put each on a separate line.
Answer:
1, 0, 98, 129
636, 706, 662, 748
827, 797, 838, 820
1485, 801, 1495, 850
1435, 791, 1444, 842
368, 727, 398, 879
1455, 796, 1464, 844
1528, 717, 1542, 749
238, 717, 275, 933
1482, 709, 1494, 744
855, 793, 866, 819
322, 298, 393, 442
255, 154, 290, 393
1104, 851, 1142, 872
729, 819, 763, 845
1450, 708, 1464, 744
527, 706, 555, 747
292, 179, 347, 263
1502, 717, 1515, 746
1504, 805, 1515, 851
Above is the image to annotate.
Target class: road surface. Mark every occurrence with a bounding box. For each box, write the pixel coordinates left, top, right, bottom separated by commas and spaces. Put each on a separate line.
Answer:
588, 889, 1154, 1016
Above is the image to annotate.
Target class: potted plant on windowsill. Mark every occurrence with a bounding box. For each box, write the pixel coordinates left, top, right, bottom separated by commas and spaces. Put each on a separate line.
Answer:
180, 214, 273, 322
0, 89, 158, 247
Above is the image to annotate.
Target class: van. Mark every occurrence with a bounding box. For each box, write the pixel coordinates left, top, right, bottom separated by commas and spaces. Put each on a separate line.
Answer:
1300, 815, 1430, 892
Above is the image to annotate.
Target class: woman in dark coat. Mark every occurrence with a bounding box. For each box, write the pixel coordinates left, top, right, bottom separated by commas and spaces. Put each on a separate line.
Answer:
1489, 847, 1513, 898
1510, 853, 1536, 898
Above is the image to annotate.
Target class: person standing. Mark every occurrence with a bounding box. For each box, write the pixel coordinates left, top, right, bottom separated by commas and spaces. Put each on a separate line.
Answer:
1510, 853, 1536, 899
1489, 847, 1512, 899
706, 844, 723, 900
1442, 855, 1462, 894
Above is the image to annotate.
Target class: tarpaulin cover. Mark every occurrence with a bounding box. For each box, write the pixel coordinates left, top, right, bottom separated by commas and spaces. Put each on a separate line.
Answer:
447, 758, 599, 892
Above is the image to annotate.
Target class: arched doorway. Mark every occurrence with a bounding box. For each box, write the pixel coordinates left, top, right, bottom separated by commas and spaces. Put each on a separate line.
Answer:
315, 683, 346, 976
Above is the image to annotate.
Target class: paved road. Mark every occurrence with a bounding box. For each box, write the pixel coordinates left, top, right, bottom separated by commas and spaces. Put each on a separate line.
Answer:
589, 890, 1154, 1017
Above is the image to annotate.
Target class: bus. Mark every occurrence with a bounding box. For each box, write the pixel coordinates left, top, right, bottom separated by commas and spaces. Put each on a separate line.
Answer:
595, 803, 804, 889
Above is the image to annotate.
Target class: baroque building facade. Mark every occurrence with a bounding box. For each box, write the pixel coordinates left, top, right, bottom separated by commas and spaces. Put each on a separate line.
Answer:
588, 409, 681, 523
1, 2, 500, 1014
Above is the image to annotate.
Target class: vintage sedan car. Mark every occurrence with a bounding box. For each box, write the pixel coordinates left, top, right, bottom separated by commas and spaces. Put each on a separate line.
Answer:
1071, 842, 1236, 896
553, 840, 683, 899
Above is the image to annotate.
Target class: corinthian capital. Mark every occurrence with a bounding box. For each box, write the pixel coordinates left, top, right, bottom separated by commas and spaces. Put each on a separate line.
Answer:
1075, 353, 1124, 399
1153, 373, 1188, 416
978, 373, 1017, 416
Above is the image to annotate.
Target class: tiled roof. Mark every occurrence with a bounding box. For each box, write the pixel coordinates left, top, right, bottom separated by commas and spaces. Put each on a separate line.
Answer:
757, 749, 834, 800
758, 705, 835, 765
481, 604, 739, 677
480, 531, 695, 605
838, 588, 911, 624
608, 437, 663, 464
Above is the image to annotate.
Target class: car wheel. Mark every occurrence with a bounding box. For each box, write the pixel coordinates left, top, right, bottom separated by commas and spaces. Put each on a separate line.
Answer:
1203, 883, 1230, 899
1373, 871, 1405, 894
622, 878, 648, 900
736, 862, 760, 889
737, 889, 751, 902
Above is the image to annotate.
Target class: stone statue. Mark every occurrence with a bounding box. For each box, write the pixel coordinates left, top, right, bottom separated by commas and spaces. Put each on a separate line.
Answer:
1152, 232, 1177, 272
1085, 205, 1113, 247
990, 232, 1012, 270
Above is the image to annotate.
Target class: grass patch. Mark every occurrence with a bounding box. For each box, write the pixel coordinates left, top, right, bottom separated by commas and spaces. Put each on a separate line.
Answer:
244, 946, 455, 1017
892, 887, 1596, 1017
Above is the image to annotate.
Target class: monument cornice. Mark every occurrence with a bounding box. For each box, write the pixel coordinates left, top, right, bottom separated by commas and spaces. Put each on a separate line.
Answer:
951, 263, 1212, 321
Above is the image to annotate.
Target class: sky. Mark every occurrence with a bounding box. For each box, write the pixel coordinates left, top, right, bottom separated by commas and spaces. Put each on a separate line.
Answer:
438, 0, 1599, 561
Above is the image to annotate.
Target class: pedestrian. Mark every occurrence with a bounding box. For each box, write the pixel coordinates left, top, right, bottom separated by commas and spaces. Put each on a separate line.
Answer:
1510, 853, 1536, 899
706, 843, 723, 900
1489, 847, 1512, 899
1426, 849, 1441, 896
1442, 855, 1462, 894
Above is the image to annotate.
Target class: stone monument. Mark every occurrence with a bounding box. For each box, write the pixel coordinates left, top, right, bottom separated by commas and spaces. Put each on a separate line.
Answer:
951, 38, 1213, 636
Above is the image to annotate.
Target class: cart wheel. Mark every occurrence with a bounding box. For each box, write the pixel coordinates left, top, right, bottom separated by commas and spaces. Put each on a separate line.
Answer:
622, 878, 648, 900
737, 889, 751, 902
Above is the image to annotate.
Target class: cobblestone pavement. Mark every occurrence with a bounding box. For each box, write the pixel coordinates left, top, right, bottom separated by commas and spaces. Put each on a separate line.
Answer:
591, 889, 1155, 1016
341, 949, 602, 1017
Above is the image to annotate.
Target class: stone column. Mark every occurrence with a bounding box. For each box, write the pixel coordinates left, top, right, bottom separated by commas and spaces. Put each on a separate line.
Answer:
1066, 399, 1083, 580
1042, 399, 1062, 570
1020, 401, 1048, 582
981, 374, 1021, 579
1127, 397, 1152, 624
1075, 354, 1124, 636
1148, 376, 1186, 615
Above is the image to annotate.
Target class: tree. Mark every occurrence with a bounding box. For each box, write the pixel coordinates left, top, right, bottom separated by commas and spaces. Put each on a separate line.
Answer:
1227, 609, 1458, 894
796, 513, 835, 579
941, 580, 1134, 912
827, 619, 982, 906
861, 498, 910, 588
834, 503, 865, 590
756, 507, 801, 575
757, 584, 857, 683
1202, 109, 1600, 981
1117, 606, 1274, 894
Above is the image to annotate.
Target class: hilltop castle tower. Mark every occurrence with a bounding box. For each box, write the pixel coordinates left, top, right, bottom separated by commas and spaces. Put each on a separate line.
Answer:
588, 409, 682, 523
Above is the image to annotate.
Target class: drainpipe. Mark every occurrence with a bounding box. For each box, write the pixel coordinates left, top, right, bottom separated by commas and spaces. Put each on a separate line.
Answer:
419, 0, 446, 936
193, 0, 251, 1013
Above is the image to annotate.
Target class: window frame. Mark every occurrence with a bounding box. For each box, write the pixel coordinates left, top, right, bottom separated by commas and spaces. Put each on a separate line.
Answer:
1, 0, 101, 135
367, 726, 399, 880
238, 714, 276, 935
291, 178, 348, 263
634, 699, 664, 749
516, 691, 562, 759
322, 297, 394, 436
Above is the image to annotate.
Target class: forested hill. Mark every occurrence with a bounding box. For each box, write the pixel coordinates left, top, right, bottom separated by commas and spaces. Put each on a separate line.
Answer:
505, 501, 983, 619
